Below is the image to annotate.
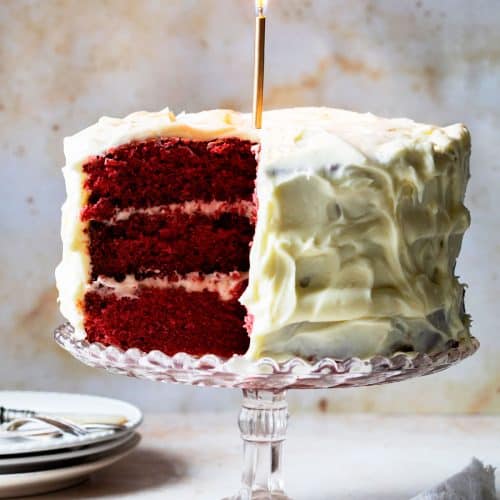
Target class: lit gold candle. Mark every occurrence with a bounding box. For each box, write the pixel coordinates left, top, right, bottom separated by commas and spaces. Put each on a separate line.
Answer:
253, 0, 267, 129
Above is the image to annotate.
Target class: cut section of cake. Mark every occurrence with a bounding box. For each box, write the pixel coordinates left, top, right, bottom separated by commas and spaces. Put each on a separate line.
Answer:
58, 122, 258, 358
56, 107, 472, 361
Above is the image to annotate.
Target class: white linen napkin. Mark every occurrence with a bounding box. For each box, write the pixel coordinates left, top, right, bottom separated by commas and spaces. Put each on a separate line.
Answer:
411, 458, 496, 500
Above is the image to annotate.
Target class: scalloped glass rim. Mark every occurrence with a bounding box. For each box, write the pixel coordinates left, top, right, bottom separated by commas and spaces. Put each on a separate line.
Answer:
54, 323, 479, 390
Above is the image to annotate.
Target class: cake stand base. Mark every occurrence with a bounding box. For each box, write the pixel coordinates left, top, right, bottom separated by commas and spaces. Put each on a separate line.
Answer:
54, 324, 478, 499
223, 390, 290, 500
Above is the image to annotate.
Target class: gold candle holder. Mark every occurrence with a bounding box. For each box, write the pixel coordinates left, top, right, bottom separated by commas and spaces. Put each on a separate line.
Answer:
252, 1, 266, 129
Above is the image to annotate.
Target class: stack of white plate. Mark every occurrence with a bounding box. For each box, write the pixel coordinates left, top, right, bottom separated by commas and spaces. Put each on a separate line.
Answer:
0, 391, 142, 498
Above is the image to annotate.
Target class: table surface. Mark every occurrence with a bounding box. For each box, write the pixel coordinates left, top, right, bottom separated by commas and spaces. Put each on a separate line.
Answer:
33, 412, 499, 500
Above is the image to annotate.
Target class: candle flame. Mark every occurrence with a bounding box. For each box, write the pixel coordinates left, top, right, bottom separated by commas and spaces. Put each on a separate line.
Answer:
255, 0, 268, 16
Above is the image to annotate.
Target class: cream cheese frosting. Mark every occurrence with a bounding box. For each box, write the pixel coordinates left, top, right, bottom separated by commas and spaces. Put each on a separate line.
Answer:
91, 272, 248, 302
56, 107, 471, 357
110, 200, 255, 223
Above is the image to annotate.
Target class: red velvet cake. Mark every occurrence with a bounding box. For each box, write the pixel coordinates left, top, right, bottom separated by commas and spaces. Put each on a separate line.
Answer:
56, 108, 472, 361
78, 137, 257, 357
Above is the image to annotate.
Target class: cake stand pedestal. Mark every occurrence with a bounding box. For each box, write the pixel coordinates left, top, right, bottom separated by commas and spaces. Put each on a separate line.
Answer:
55, 324, 478, 500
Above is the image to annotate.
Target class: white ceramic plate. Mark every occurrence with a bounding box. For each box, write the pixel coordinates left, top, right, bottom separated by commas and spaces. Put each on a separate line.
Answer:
0, 431, 137, 472
0, 391, 142, 455
0, 433, 140, 498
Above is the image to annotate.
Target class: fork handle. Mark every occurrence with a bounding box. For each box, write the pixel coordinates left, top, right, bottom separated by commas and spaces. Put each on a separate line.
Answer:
0, 407, 36, 424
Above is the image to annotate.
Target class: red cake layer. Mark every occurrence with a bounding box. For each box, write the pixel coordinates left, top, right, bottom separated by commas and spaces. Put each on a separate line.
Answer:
82, 138, 258, 221
84, 286, 250, 357
87, 211, 254, 280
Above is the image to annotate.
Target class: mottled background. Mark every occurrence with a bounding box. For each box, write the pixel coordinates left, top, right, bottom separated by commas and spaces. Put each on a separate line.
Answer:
1, 0, 498, 413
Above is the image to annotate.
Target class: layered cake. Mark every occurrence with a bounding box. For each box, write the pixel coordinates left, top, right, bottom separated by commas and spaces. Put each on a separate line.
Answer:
56, 107, 472, 360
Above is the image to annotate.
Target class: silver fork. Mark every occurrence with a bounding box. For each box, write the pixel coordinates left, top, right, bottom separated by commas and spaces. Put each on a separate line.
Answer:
0, 406, 128, 440
0, 422, 126, 440
0, 406, 128, 426
3, 416, 88, 437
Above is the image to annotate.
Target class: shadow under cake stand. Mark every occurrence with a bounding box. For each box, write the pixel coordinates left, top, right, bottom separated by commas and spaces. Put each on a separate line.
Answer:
55, 323, 478, 500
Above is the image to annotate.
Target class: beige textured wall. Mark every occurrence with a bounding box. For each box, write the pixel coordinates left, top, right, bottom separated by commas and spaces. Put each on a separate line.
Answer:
1, 0, 499, 413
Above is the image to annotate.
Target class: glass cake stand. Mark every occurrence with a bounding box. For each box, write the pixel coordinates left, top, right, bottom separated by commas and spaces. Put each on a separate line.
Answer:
54, 323, 478, 500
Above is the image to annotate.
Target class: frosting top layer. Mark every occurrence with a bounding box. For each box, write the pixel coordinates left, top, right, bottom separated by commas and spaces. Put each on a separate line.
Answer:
58, 107, 471, 359
64, 107, 466, 167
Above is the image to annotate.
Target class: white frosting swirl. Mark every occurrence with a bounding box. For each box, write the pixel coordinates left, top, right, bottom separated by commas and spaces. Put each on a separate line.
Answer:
241, 110, 470, 359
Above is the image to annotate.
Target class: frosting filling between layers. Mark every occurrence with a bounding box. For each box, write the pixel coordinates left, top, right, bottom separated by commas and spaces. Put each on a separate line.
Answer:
108, 200, 255, 223
89, 272, 248, 301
